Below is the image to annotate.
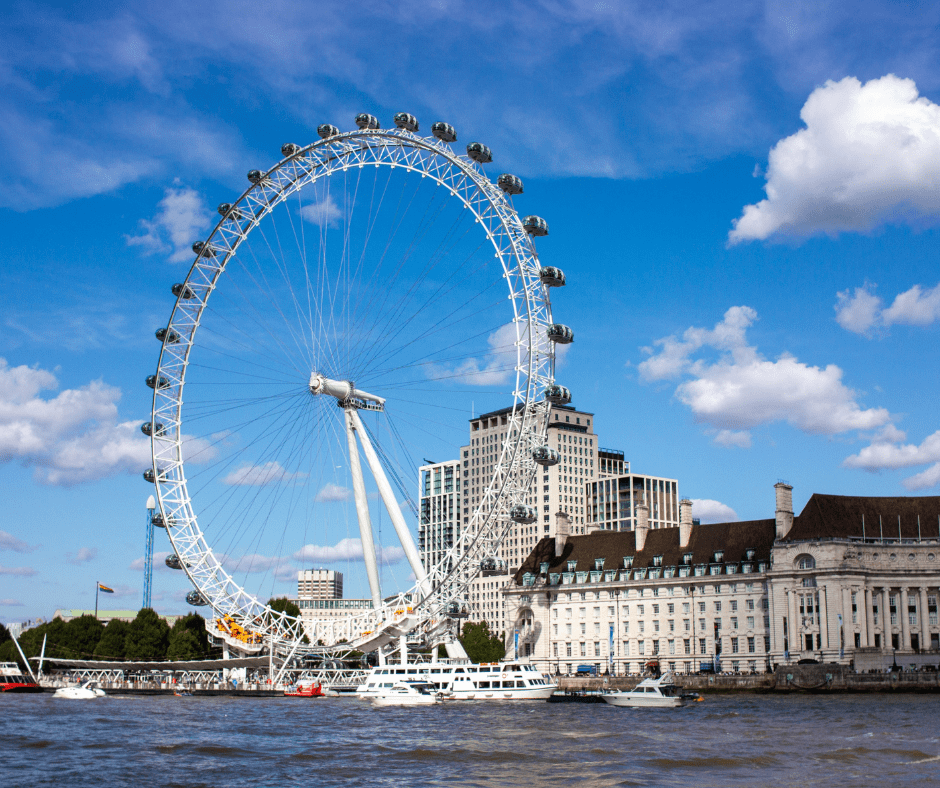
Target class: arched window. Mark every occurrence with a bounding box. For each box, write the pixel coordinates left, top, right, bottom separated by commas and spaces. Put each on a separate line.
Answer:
795, 554, 815, 570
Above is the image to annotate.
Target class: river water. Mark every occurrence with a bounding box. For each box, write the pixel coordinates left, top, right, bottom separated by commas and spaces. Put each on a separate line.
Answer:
3, 693, 940, 787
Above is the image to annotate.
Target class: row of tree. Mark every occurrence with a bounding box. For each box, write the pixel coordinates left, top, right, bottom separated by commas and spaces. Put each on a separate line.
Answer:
0, 609, 214, 669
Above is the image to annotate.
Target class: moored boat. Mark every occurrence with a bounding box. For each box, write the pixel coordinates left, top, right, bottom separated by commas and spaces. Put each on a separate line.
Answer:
53, 680, 106, 700
601, 672, 686, 708
370, 680, 443, 706
284, 682, 325, 698
0, 662, 42, 693
357, 661, 556, 701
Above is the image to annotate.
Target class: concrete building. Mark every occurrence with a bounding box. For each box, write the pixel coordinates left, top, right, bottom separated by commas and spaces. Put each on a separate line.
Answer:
297, 569, 343, 600
418, 459, 463, 572
503, 484, 940, 675
587, 472, 680, 533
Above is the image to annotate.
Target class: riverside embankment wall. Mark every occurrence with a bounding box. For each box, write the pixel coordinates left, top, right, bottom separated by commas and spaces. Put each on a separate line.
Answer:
558, 665, 940, 693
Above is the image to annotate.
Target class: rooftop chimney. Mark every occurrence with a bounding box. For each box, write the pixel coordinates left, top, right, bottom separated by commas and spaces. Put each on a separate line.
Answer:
635, 499, 650, 552
679, 498, 693, 548
775, 482, 793, 539
554, 511, 571, 558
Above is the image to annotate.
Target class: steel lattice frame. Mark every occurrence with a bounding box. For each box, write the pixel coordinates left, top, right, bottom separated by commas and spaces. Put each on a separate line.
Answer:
149, 125, 557, 653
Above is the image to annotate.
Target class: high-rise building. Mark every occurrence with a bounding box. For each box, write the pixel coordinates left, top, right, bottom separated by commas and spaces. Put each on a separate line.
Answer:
587, 473, 680, 532
297, 569, 343, 599
418, 459, 463, 573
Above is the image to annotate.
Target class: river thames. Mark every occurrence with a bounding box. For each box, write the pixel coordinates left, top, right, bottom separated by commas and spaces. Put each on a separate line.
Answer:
3, 693, 939, 787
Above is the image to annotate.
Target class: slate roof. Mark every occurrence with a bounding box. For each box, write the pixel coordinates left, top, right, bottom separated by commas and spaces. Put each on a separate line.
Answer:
513, 518, 776, 584
784, 493, 940, 542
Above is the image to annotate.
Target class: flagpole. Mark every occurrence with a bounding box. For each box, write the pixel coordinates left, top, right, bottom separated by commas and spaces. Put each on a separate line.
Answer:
95, 581, 99, 620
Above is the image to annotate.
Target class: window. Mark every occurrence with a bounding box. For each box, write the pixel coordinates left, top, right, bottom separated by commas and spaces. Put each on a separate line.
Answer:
595, 642, 602, 657
698, 601, 706, 613
699, 638, 707, 655
731, 617, 738, 630
747, 616, 755, 629
715, 601, 722, 612
652, 604, 660, 615
638, 640, 645, 655
638, 604, 645, 615
747, 637, 756, 653
796, 554, 815, 570
594, 622, 600, 636
698, 618, 706, 631
730, 600, 738, 612
580, 642, 586, 657
684, 639, 691, 655
684, 619, 690, 631
654, 621, 660, 632
683, 602, 690, 614
731, 637, 739, 653
566, 623, 572, 636
747, 599, 755, 611
566, 642, 572, 657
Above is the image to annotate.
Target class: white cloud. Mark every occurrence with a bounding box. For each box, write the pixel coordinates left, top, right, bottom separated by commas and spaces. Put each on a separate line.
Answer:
843, 428, 940, 491
67, 547, 97, 565
690, 499, 738, 524
222, 461, 306, 487
711, 430, 752, 449
433, 323, 520, 386
836, 282, 940, 336
299, 195, 342, 227
0, 564, 37, 577
126, 184, 213, 263
902, 464, 940, 492
0, 530, 37, 553
0, 599, 24, 606
315, 482, 352, 502
0, 358, 153, 486
730, 75, 940, 243
292, 537, 406, 564
639, 307, 891, 444
129, 551, 172, 571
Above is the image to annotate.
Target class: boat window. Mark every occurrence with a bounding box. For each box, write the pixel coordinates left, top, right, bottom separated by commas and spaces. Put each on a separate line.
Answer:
455, 668, 465, 673
517, 681, 526, 688
478, 681, 490, 688
407, 668, 418, 674
430, 668, 440, 673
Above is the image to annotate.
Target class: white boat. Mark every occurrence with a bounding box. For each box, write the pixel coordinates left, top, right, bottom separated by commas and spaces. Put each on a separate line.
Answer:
53, 680, 106, 700
370, 680, 443, 706
357, 661, 556, 701
601, 672, 685, 708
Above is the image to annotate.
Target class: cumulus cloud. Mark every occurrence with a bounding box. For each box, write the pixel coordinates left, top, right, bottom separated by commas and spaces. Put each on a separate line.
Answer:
730, 75, 940, 243
0, 358, 153, 485
315, 482, 352, 502
0, 530, 38, 553
431, 323, 520, 386
0, 599, 23, 606
690, 499, 738, 523
293, 537, 405, 564
639, 306, 891, 445
66, 547, 97, 565
129, 551, 172, 571
0, 564, 37, 577
125, 184, 212, 263
836, 282, 940, 336
844, 429, 940, 490
223, 461, 306, 487
299, 195, 342, 227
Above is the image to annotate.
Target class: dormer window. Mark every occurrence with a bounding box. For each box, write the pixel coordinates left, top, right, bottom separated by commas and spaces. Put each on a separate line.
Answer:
713, 551, 724, 563
745, 548, 756, 561
682, 552, 693, 565
623, 556, 634, 569
540, 561, 550, 575
652, 555, 663, 567
594, 558, 605, 571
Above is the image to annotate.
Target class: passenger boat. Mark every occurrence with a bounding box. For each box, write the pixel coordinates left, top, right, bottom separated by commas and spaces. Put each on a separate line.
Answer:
53, 681, 106, 700
0, 662, 42, 693
370, 680, 443, 706
284, 682, 324, 697
601, 672, 685, 708
357, 661, 556, 701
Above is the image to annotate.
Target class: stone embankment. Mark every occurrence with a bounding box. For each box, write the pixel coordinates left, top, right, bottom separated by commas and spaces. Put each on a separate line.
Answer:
557, 664, 940, 693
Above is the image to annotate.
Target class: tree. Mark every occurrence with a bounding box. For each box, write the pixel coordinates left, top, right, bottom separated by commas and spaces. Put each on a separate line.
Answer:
458, 621, 506, 663
267, 597, 309, 643
59, 615, 104, 659
0, 622, 10, 647
167, 613, 210, 661
123, 608, 170, 661
95, 619, 129, 659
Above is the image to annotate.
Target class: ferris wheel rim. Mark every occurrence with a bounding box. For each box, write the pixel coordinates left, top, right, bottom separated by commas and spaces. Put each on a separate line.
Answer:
147, 122, 557, 651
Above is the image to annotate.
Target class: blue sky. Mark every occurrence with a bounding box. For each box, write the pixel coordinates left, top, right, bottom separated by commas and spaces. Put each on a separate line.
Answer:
2, 1, 940, 624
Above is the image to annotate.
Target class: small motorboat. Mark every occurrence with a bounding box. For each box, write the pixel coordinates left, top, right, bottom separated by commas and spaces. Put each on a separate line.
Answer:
284, 682, 324, 698
601, 672, 686, 708
370, 681, 444, 706
173, 690, 194, 697
53, 681, 106, 700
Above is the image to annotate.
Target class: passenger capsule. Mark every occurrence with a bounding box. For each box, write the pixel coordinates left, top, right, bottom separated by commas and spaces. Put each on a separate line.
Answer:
146, 375, 170, 390
480, 557, 497, 572
510, 504, 537, 524
143, 468, 165, 484
151, 513, 167, 528
393, 112, 419, 132
355, 113, 381, 130
547, 323, 574, 344
172, 283, 195, 299
539, 266, 566, 287
281, 142, 301, 157
532, 446, 560, 467
186, 590, 208, 606
247, 169, 264, 183
467, 142, 492, 164
545, 384, 572, 405
431, 122, 456, 142
192, 241, 217, 259
317, 124, 340, 139
445, 602, 468, 618
497, 173, 523, 195
523, 215, 549, 236
155, 327, 180, 344
140, 421, 165, 437
165, 554, 183, 570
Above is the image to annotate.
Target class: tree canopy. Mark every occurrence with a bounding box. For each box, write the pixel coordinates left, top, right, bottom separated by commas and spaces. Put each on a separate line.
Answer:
267, 597, 301, 618
459, 621, 506, 663
123, 608, 171, 661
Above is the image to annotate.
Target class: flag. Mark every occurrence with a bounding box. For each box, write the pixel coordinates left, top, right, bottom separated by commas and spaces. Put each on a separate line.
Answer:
98, 583, 115, 593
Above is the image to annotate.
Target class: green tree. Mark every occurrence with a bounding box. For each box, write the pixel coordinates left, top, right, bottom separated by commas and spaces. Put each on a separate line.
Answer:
458, 621, 506, 663
59, 615, 104, 659
123, 608, 170, 661
95, 619, 129, 659
0, 622, 10, 647
167, 613, 210, 661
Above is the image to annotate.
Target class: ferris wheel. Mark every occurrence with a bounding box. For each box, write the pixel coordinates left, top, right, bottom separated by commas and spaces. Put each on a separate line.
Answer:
144, 112, 573, 657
